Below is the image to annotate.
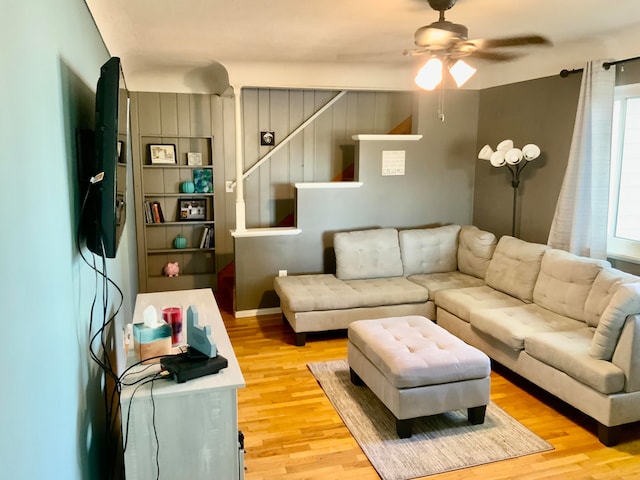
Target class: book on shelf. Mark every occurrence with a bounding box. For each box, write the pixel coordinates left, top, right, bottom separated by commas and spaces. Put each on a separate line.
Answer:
144, 201, 165, 223
143, 201, 151, 224
199, 226, 215, 249
199, 226, 208, 248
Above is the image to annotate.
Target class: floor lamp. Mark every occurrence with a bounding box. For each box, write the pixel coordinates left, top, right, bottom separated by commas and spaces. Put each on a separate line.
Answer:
478, 141, 541, 237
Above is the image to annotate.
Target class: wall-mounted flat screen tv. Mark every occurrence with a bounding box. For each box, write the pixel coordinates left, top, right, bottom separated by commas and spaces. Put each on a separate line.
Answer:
79, 56, 129, 258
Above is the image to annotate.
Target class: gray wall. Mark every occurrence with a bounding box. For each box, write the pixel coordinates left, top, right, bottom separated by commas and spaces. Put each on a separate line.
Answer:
473, 74, 583, 243
234, 89, 480, 311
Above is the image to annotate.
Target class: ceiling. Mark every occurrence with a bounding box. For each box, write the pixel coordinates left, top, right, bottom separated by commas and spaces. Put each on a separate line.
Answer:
86, 0, 640, 93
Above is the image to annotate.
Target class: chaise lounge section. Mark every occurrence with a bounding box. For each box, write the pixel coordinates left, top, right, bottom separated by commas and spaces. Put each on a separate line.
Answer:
274, 224, 640, 445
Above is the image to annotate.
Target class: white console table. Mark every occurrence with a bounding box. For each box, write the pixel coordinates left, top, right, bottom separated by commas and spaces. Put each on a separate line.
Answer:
120, 288, 245, 480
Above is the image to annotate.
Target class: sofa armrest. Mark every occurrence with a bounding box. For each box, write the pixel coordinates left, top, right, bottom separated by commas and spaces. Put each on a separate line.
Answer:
611, 313, 640, 392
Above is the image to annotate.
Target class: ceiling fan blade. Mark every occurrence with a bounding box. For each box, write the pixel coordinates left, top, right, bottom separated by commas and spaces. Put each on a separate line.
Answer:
471, 35, 551, 50
467, 50, 522, 62
403, 47, 432, 57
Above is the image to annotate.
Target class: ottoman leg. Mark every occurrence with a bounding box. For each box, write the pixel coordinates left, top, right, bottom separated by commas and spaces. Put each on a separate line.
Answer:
295, 332, 306, 347
349, 368, 364, 386
396, 418, 413, 439
468, 405, 487, 425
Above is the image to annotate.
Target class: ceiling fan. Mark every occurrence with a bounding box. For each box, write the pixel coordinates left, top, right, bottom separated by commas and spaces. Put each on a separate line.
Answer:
407, 0, 551, 90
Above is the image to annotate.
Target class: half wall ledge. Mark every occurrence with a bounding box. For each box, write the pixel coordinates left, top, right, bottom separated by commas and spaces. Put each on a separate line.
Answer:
231, 227, 302, 238
295, 182, 363, 189
352, 134, 423, 141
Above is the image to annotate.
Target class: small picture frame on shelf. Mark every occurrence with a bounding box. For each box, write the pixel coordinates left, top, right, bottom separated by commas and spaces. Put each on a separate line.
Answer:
187, 152, 202, 166
149, 144, 176, 165
178, 198, 206, 221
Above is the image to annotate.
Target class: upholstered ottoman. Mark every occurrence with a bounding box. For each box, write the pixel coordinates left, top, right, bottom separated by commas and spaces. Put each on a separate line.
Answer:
347, 315, 491, 438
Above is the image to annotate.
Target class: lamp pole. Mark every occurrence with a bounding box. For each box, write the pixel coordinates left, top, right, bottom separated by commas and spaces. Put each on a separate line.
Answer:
506, 161, 530, 237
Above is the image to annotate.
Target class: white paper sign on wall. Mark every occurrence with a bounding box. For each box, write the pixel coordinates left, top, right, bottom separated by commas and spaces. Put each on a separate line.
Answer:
381, 150, 406, 176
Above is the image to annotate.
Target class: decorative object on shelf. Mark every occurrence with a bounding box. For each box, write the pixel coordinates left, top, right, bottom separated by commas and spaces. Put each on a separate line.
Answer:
180, 180, 196, 193
187, 152, 202, 166
478, 140, 542, 237
178, 198, 206, 221
164, 261, 180, 277
193, 168, 213, 193
173, 234, 187, 249
149, 144, 177, 164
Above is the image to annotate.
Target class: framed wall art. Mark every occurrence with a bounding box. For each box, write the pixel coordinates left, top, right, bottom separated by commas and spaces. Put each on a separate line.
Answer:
149, 144, 177, 165
187, 152, 203, 166
178, 198, 206, 221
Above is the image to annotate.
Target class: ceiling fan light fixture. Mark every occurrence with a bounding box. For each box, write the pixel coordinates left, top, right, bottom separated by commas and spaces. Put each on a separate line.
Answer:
415, 58, 443, 90
449, 59, 476, 87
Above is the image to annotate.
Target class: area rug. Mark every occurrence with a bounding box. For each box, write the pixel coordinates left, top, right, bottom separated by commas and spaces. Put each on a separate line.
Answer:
308, 359, 553, 480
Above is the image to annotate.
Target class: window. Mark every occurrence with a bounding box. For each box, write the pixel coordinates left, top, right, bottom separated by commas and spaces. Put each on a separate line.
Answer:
608, 83, 640, 262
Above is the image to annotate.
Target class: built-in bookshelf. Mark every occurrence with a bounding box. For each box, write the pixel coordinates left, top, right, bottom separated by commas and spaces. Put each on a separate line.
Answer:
134, 134, 216, 292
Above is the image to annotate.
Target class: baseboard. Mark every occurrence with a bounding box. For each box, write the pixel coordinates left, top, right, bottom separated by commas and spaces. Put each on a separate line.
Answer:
234, 307, 282, 318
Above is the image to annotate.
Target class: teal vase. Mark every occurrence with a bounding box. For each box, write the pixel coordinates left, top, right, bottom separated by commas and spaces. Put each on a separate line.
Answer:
180, 180, 196, 193
173, 235, 187, 249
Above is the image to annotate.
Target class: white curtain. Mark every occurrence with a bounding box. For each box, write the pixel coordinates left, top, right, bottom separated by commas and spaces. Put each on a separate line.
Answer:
547, 60, 615, 259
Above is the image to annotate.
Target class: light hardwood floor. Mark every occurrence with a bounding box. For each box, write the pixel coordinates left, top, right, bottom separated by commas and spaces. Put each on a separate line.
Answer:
223, 312, 640, 480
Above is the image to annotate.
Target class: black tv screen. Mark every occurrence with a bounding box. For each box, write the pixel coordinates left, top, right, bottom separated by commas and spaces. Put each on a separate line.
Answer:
80, 57, 129, 258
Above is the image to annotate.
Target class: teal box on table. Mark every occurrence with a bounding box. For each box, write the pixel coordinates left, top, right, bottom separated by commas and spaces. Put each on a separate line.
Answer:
133, 321, 172, 364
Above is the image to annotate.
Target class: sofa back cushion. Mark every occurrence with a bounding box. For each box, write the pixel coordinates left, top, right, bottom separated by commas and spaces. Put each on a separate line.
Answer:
457, 226, 497, 279
399, 225, 460, 275
584, 267, 640, 327
485, 236, 549, 303
334, 228, 403, 280
533, 249, 609, 322
590, 283, 640, 360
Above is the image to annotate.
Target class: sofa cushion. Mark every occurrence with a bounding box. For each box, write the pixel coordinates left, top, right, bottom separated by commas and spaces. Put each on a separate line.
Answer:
590, 283, 640, 360
457, 226, 497, 279
584, 268, 640, 327
399, 225, 460, 275
524, 328, 624, 394
334, 228, 403, 280
532, 249, 608, 322
408, 271, 485, 301
485, 236, 549, 303
274, 274, 428, 312
470, 304, 585, 351
434, 285, 525, 323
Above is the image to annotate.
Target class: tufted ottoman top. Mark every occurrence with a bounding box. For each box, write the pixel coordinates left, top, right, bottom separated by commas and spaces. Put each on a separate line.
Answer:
348, 316, 490, 389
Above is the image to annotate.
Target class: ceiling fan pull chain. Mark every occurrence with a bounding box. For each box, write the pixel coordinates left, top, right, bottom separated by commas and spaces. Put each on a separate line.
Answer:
438, 77, 446, 122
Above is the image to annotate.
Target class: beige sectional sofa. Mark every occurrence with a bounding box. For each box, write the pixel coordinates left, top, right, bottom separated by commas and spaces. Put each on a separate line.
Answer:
273, 224, 640, 445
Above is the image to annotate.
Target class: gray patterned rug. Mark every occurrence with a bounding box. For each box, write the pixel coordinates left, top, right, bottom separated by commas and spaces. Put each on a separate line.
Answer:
308, 359, 553, 480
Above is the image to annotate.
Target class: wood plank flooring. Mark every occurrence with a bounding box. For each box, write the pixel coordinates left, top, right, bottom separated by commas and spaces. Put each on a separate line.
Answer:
223, 312, 640, 480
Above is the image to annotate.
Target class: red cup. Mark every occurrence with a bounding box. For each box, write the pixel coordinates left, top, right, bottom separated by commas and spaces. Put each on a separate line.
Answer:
162, 307, 183, 345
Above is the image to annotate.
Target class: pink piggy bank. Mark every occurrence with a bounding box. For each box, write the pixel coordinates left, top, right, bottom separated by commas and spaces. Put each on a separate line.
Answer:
164, 261, 180, 277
